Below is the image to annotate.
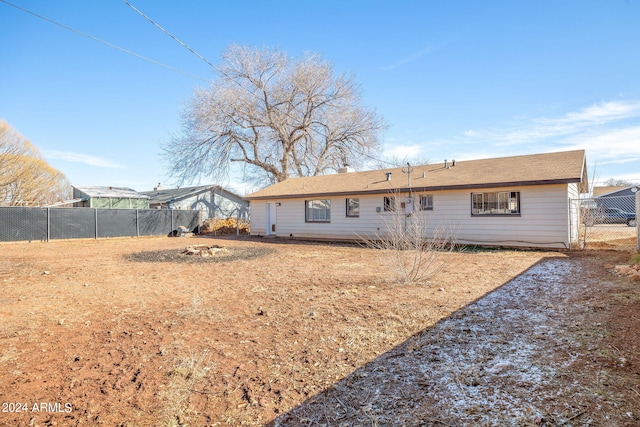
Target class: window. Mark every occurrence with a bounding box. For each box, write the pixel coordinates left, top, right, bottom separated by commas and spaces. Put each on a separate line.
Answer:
305, 199, 331, 222
472, 191, 520, 215
383, 196, 395, 212
346, 198, 359, 217
419, 194, 433, 211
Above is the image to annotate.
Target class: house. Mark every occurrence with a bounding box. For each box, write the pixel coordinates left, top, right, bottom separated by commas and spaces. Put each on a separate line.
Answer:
245, 150, 589, 249
72, 186, 150, 209
593, 185, 638, 214
141, 184, 248, 220
593, 186, 627, 197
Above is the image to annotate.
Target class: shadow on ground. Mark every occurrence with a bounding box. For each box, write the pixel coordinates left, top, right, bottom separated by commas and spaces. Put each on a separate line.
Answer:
266, 254, 639, 426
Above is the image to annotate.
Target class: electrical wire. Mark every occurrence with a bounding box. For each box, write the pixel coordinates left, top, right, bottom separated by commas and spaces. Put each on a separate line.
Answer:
121, 0, 215, 69
121, 0, 402, 168
0, 0, 208, 82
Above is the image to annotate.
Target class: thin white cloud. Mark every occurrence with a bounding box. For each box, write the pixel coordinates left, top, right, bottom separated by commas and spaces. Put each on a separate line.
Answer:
560, 125, 640, 164
462, 100, 640, 147
380, 46, 437, 71
542, 101, 640, 126
43, 150, 124, 168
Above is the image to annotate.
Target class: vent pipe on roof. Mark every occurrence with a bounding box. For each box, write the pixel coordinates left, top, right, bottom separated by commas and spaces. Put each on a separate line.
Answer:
444, 160, 449, 169
385, 172, 392, 181
154, 182, 162, 191
452, 159, 456, 166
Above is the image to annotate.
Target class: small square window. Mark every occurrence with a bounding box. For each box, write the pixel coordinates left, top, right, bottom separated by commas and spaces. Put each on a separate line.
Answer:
419, 194, 433, 211
346, 198, 359, 217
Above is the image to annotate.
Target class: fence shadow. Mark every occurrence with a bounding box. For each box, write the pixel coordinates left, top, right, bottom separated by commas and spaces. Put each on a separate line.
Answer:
265, 255, 569, 426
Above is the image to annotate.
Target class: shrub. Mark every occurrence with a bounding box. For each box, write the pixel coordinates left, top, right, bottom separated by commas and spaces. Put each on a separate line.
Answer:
362, 208, 458, 284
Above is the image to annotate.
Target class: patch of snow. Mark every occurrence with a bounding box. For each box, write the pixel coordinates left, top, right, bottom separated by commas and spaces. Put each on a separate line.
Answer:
275, 258, 610, 425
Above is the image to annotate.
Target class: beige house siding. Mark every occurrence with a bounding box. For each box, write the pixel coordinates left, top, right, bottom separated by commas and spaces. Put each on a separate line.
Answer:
250, 201, 268, 235
250, 184, 574, 248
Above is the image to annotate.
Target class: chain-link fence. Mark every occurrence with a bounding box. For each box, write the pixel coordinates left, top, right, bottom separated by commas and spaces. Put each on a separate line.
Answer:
0, 207, 201, 242
573, 194, 638, 250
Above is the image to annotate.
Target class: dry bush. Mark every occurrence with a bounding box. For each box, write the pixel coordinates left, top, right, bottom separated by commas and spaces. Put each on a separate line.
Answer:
200, 217, 249, 235
363, 210, 458, 284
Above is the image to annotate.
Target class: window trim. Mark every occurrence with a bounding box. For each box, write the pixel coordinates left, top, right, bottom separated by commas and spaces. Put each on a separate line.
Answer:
305, 199, 331, 223
419, 194, 434, 211
346, 198, 360, 218
471, 191, 521, 216
383, 196, 395, 212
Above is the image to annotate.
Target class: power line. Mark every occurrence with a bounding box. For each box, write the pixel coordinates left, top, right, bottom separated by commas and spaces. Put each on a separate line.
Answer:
0, 0, 208, 82
122, 0, 215, 69
121, 1, 401, 169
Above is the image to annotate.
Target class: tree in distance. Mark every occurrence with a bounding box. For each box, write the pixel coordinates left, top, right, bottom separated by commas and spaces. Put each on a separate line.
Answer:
603, 178, 637, 187
165, 45, 386, 187
0, 120, 70, 206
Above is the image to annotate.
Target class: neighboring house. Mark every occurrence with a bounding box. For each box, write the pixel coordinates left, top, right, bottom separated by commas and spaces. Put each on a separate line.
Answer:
141, 184, 248, 220
72, 186, 150, 209
592, 186, 627, 198
245, 150, 589, 249
593, 185, 639, 214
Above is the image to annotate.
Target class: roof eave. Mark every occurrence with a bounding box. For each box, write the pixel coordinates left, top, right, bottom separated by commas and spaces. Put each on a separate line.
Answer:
245, 178, 583, 200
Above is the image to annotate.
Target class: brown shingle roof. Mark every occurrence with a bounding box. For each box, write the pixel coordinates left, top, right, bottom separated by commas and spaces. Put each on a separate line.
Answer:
592, 186, 626, 197
246, 150, 587, 200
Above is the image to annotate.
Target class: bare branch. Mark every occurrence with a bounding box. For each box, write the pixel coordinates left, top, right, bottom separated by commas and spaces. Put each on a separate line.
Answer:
164, 45, 386, 187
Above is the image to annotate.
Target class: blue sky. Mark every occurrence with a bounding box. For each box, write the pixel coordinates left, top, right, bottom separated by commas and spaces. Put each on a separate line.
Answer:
1, 0, 639, 195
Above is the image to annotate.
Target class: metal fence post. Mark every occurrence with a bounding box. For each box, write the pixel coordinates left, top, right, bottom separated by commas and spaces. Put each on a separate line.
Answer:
236, 208, 240, 236
47, 207, 50, 242
636, 191, 639, 253
136, 209, 139, 237
95, 208, 98, 239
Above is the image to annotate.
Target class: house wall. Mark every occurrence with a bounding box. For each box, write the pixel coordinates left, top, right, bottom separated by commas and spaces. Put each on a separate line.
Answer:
168, 190, 248, 219
72, 188, 90, 207
90, 197, 149, 209
250, 183, 573, 248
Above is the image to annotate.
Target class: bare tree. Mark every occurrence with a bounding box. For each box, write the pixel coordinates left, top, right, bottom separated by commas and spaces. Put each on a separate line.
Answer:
0, 120, 70, 205
603, 178, 637, 187
370, 154, 432, 170
165, 45, 385, 186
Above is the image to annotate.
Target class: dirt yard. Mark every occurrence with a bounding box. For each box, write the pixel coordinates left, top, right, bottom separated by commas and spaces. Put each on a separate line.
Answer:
0, 236, 638, 426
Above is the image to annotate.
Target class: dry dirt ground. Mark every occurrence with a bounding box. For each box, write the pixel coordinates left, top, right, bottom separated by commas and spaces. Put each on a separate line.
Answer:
0, 236, 638, 426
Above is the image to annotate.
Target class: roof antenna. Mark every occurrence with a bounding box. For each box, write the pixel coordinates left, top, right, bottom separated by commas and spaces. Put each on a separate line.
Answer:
402, 162, 413, 187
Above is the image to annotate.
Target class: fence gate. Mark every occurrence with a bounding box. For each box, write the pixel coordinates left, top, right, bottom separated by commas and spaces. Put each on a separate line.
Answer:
572, 193, 638, 250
